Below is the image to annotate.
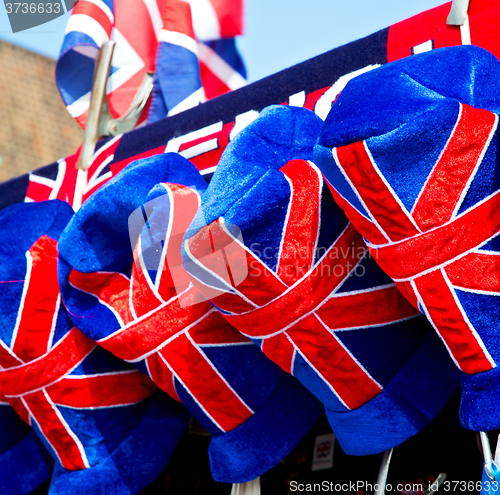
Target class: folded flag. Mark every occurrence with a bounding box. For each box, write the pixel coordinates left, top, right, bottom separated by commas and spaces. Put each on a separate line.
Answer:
0, 403, 52, 495
314, 44, 500, 432
57, 152, 324, 482
182, 104, 460, 455
197, 38, 246, 101
24, 0, 500, 212
0, 199, 189, 494
56, 0, 245, 128
147, 0, 204, 121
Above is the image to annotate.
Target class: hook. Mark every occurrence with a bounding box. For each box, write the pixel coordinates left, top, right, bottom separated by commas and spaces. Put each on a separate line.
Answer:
73, 41, 154, 210
480, 432, 500, 481
76, 41, 154, 172
447, 0, 471, 45
374, 448, 394, 495
374, 448, 446, 495
447, 0, 471, 26
98, 70, 154, 138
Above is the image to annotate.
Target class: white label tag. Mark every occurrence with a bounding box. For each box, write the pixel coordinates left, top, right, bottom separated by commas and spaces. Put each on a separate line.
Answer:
311, 433, 335, 472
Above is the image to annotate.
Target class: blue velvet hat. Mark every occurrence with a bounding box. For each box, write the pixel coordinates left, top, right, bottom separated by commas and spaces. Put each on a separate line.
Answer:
57, 153, 323, 482
0, 404, 52, 494
0, 199, 189, 495
183, 104, 459, 455
314, 45, 500, 432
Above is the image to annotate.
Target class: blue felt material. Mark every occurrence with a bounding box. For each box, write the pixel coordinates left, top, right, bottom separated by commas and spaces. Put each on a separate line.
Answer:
316, 45, 500, 218
141, 182, 208, 284
461, 367, 500, 432
0, 407, 52, 495
366, 103, 460, 213
209, 373, 323, 483
456, 123, 500, 216
58, 155, 209, 343
186, 104, 323, 238
0, 198, 189, 495
326, 329, 459, 455
184, 103, 459, 455
318, 45, 500, 149
47, 391, 188, 495
315, 45, 500, 432
175, 344, 287, 437
59, 152, 323, 482
0, 200, 73, 254
455, 288, 500, 365
0, 200, 75, 350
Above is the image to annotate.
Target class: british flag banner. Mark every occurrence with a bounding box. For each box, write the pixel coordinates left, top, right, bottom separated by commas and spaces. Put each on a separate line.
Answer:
182, 105, 460, 456
147, 0, 204, 121
56, 0, 245, 128
314, 44, 500, 432
5, 0, 499, 212
0, 199, 189, 494
57, 152, 324, 483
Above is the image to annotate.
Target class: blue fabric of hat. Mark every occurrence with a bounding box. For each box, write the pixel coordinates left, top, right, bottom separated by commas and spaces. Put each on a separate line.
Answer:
0, 404, 52, 494
183, 104, 459, 455
57, 153, 323, 482
315, 45, 500, 432
0, 199, 188, 495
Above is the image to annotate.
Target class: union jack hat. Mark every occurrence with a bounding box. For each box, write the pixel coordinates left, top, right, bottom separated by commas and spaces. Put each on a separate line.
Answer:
0, 404, 52, 494
183, 104, 459, 455
314, 45, 500, 432
57, 153, 323, 483
0, 200, 189, 495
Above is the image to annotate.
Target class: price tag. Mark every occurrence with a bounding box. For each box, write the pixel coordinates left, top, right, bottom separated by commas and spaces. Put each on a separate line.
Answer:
311, 433, 335, 472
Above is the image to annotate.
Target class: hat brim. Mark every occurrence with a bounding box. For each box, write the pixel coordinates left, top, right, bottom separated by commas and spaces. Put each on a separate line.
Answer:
208, 373, 323, 483
47, 392, 189, 495
326, 329, 459, 455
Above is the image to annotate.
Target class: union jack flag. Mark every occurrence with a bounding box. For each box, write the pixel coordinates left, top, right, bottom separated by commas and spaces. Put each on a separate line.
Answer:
328, 103, 500, 377
56, 0, 245, 128
182, 105, 459, 453
66, 183, 260, 434
63, 183, 316, 430
318, 62, 500, 369
0, 200, 187, 491
184, 159, 428, 411
57, 153, 323, 481
314, 45, 500, 429
24, 135, 163, 205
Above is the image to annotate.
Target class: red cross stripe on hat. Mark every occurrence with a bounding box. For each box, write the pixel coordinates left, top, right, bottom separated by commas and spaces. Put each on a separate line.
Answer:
184, 160, 419, 411
0, 235, 155, 471
69, 183, 254, 433
331, 103, 500, 375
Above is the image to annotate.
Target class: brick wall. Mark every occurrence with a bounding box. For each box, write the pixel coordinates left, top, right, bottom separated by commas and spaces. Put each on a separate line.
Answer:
0, 41, 82, 183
